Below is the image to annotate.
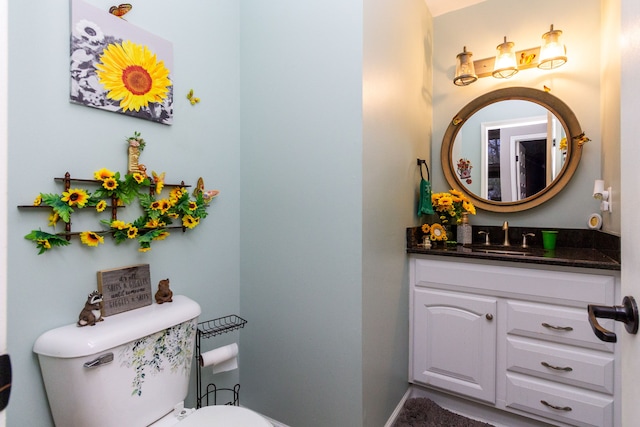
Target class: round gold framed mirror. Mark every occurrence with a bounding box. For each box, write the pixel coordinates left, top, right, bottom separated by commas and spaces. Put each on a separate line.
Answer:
440, 87, 586, 213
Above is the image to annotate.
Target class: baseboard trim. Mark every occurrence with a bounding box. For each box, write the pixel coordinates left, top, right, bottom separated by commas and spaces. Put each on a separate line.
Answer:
383, 387, 412, 427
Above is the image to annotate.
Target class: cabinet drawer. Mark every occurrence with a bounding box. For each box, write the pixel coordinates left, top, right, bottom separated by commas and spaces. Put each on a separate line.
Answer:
412, 258, 615, 306
506, 373, 614, 427
506, 301, 615, 352
506, 337, 615, 394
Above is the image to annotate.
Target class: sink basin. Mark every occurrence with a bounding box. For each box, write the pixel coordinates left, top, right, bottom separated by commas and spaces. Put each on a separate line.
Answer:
465, 245, 540, 256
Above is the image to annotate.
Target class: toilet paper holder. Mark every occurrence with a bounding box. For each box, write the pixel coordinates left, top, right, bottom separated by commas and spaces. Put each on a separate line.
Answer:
195, 315, 247, 409
587, 296, 639, 343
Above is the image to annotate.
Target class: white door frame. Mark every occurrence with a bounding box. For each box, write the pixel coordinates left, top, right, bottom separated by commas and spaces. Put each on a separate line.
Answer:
0, 0, 9, 423
620, 0, 640, 425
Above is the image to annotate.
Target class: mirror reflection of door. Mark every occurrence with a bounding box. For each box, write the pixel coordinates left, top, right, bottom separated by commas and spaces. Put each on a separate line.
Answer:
512, 134, 546, 201
480, 117, 547, 202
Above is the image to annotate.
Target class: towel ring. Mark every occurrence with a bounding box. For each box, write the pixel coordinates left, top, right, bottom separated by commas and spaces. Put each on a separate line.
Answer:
417, 159, 430, 181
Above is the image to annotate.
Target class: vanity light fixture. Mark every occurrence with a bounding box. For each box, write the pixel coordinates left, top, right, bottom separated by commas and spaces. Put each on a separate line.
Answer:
452, 25, 568, 86
492, 36, 518, 78
593, 179, 613, 213
538, 25, 567, 69
453, 46, 478, 86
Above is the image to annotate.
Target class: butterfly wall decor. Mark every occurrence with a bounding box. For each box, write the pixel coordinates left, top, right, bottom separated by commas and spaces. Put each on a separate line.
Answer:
187, 89, 200, 105
194, 177, 219, 203
152, 171, 165, 194
109, 3, 132, 19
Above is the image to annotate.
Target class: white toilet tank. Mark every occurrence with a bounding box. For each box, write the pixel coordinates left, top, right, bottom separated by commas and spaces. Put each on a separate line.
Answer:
33, 295, 201, 427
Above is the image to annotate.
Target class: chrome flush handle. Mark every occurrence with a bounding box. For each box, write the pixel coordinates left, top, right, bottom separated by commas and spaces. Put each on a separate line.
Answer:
83, 352, 114, 369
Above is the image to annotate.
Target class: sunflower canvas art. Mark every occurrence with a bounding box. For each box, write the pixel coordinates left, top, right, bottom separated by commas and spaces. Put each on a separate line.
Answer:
70, 0, 173, 124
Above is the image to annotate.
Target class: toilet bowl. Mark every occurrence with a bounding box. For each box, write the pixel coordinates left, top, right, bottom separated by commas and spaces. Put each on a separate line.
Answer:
153, 405, 272, 427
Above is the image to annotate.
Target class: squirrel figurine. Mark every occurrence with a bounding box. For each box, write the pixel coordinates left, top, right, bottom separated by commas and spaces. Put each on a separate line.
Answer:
77, 291, 104, 327
155, 278, 173, 304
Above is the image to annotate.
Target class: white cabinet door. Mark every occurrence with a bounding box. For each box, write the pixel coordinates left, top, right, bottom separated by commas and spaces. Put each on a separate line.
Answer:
412, 288, 497, 403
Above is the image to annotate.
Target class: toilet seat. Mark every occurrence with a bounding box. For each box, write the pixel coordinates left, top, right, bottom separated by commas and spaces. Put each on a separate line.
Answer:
176, 406, 272, 427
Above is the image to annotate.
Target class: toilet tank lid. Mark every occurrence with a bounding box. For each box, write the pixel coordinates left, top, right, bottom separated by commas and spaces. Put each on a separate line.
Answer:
33, 295, 201, 358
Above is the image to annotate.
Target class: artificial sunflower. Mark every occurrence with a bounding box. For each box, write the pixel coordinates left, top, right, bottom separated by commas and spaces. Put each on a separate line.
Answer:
153, 231, 170, 241
33, 195, 42, 206
159, 199, 170, 214
145, 218, 162, 228
182, 215, 199, 229
421, 224, 430, 234
102, 177, 118, 191
94, 168, 115, 180
95, 40, 172, 112
127, 226, 138, 239
169, 187, 185, 203
61, 188, 89, 208
132, 172, 146, 184
110, 220, 128, 230
430, 223, 447, 241
96, 200, 107, 212
80, 231, 104, 247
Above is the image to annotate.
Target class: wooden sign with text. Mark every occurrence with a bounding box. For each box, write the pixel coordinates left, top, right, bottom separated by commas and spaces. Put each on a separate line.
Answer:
97, 264, 152, 317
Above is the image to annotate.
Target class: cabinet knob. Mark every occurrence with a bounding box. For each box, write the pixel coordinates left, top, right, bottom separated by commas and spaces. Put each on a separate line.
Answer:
485, 313, 493, 321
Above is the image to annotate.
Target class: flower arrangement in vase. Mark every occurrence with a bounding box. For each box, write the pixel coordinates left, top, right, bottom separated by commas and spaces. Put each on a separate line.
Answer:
421, 189, 476, 244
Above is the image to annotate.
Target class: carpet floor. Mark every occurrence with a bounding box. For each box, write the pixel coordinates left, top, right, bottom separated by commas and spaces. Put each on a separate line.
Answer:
393, 398, 495, 427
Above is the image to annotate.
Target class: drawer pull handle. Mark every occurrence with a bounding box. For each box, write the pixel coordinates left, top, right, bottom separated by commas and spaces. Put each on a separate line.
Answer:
541, 400, 572, 412
541, 322, 573, 332
541, 361, 573, 372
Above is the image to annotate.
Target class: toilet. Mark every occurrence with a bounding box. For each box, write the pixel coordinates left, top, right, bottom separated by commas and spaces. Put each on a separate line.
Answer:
33, 295, 271, 427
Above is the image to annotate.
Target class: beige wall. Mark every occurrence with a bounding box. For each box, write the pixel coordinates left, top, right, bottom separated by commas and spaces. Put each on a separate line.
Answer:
363, 0, 432, 424
601, 0, 622, 234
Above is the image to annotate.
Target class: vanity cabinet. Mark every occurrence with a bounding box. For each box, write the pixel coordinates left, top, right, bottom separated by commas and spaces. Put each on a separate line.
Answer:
413, 288, 497, 403
409, 256, 620, 427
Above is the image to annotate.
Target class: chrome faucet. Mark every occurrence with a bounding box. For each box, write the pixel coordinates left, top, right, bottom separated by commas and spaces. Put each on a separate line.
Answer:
522, 233, 535, 248
478, 230, 491, 245
502, 221, 510, 246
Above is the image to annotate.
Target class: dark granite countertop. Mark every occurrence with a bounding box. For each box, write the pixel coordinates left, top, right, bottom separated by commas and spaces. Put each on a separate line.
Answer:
406, 226, 620, 271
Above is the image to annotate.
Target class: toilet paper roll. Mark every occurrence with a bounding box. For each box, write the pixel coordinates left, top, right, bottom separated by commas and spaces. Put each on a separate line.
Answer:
199, 343, 238, 374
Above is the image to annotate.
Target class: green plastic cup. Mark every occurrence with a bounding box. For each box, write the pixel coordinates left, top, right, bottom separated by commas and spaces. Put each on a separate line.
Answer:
541, 230, 558, 250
